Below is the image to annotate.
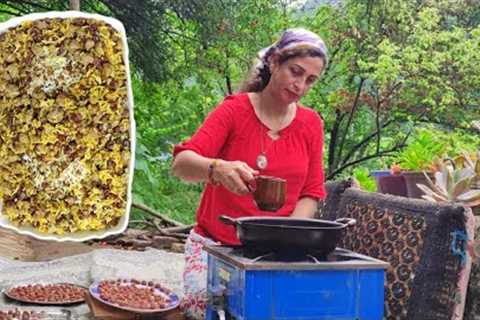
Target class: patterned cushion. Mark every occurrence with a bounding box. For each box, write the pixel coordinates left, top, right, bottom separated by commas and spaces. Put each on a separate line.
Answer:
337, 189, 468, 320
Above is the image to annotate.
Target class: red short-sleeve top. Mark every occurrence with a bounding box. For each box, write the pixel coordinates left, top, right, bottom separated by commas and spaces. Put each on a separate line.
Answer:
173, 93, 326, 244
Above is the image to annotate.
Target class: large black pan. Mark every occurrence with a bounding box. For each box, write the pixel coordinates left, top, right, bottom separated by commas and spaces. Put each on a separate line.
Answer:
219, 215, 356, 256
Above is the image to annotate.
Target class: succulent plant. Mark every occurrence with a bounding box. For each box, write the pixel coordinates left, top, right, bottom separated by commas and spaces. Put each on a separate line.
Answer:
417, 161, 480, 208
452, 151, 480, 189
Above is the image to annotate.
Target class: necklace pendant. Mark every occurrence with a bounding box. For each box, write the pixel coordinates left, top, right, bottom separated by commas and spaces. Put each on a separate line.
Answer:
256, 153, 268, 169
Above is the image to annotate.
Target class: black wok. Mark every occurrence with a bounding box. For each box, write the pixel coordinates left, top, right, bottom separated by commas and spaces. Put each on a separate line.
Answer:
219, 215, 356, 256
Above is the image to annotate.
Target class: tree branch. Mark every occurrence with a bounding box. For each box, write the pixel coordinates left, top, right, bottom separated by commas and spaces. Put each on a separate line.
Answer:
378, 81, 403, 106
69, 0, 80, 11
335, 77, 365, 166
132, 201, 184, 227
375, 98, 381, 153
339, 118, 396, 167
224, 47, 232, 94
327, 142, 407, 180
327, 110, 346, 175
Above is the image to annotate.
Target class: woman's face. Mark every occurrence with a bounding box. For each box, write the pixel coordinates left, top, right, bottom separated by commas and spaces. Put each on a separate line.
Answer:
268, 55, 324, 105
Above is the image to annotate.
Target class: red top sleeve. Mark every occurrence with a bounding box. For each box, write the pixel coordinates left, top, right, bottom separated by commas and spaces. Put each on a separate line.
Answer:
173, 97, 235, 158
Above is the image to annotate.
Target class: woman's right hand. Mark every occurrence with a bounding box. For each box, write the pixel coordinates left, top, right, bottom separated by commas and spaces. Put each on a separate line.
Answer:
212, 160, 259, 195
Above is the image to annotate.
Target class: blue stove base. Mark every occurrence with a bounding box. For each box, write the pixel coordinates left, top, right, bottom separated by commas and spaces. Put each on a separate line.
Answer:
206, 256, 385, 320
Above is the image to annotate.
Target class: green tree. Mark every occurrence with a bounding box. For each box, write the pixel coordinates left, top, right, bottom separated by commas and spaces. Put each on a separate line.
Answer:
300, 0, 480, 178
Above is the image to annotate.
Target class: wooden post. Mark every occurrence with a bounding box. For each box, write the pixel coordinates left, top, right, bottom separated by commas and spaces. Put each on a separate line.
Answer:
69, 0, 80, 10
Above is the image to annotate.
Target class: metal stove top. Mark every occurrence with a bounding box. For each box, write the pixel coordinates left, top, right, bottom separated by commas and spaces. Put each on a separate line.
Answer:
204, 245, 389, 270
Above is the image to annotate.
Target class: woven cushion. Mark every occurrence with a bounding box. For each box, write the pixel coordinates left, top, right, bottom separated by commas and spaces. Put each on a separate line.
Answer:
337, 189, 468, 320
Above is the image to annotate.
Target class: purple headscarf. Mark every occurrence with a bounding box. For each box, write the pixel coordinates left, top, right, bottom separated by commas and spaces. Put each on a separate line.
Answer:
256, 28, 328, 70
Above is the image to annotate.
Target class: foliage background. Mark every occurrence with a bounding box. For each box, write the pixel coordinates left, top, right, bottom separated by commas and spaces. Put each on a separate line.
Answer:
0, 0, 479, 223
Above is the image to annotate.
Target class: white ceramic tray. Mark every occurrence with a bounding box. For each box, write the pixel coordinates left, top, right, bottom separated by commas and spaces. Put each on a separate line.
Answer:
0, 11, 136, 242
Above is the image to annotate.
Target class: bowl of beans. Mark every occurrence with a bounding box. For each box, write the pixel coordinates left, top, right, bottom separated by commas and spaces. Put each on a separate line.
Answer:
3, 283, 87, 305
89, 279, 179, 313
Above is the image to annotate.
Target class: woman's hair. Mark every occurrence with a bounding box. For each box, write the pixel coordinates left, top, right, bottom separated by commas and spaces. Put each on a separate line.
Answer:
238, 28, 328, 93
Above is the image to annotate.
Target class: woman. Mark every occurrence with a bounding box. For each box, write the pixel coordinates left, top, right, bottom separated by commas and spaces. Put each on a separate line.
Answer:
172, 28, 328, 319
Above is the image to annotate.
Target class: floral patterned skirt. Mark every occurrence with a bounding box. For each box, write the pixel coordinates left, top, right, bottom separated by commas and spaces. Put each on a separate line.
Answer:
180, 229, 219, 319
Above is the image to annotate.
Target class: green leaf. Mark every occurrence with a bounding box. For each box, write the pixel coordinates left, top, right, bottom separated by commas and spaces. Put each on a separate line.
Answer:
135, 158, 149, 174
451, 176, 473, 200
417, 183, 447, 202
457, 190, 480, 203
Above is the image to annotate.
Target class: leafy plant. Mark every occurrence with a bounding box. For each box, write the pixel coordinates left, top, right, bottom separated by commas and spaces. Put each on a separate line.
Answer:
394, 128, 447, 171
352, 167, 376, 192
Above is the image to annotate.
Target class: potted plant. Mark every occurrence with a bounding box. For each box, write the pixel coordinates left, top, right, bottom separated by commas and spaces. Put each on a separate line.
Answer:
416, 162, 480, 320
394, 129, 447, 198
368, 164, 409, 196
369, 169, 394, 190
352, 168, 377, 192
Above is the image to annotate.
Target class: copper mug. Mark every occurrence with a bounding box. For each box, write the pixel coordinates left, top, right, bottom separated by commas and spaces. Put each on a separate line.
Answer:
249, 175, 286, 212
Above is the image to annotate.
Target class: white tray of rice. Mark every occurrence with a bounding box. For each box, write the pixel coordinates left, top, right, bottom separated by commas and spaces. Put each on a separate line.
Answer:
0, 11, 135, 242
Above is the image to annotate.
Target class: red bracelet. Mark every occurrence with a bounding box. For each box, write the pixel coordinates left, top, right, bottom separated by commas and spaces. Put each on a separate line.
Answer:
207, 159, 220, 186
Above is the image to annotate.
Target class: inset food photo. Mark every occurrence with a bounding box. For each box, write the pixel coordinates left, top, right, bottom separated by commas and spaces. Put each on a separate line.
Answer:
0, 11, 135, 242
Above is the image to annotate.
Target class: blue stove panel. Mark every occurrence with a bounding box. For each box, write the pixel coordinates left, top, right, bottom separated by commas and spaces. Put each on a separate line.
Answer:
206, 251, 386, 320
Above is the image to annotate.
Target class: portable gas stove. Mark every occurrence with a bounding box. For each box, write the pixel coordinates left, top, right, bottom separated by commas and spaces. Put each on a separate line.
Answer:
205, 245, 388, 320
